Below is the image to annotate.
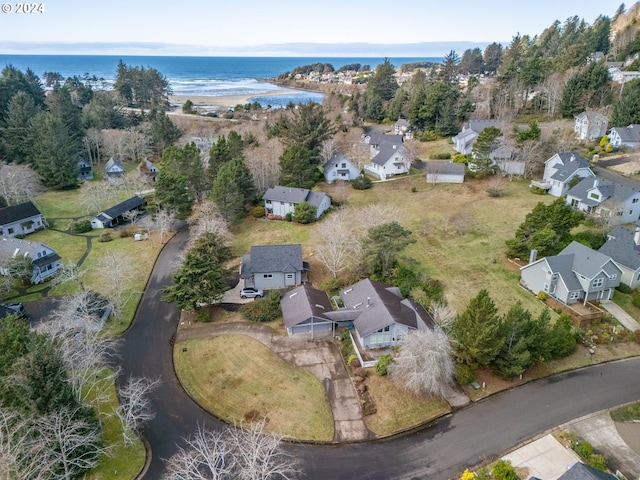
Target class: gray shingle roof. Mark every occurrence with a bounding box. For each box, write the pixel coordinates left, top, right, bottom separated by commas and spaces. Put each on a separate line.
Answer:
549, 152, 591, 181
262, 186, 330, 209
0, 238, 58, 267
0, 201, 42, 226
281, 285, 333, 328
610, 124, 640, 143
559, 241, 620, 278
105, 157, 125, 173
425, 161, 465, 176
241, 244, 304, 276
339, 279, 434, 338
557, 462, 617, 480
372, 144, 409, 166
101, 196, 145, 220
467, 119, 504, 133
545, 255, 583, 291
366, 133, 403, 147
568, 177, 640, 205
599, 225, 640, 270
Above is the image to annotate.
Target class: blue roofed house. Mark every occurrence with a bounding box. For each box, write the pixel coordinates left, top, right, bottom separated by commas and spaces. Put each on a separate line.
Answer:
0, 237, 61, 284
0, 201, 47, 238
608, 124, 640, 149
104, 157, 126, 178
520, 241, 622, 305
566, 177, 640, 223
90, 196, 145, 229
531, 152, 595, 197
240, 244, 309, 290
599, 225, 640, 289
263, 186, 331, 219
323, 151, 360, 184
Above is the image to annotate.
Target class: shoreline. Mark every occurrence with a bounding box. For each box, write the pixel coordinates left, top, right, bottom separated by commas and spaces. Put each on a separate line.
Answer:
169, 87, 317, 110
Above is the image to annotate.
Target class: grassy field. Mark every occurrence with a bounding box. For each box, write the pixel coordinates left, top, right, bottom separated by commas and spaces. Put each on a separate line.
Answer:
611, 401, 640, 422
364, 374, 450, 436
613, 290, 640, 320
174, 335, 335, 441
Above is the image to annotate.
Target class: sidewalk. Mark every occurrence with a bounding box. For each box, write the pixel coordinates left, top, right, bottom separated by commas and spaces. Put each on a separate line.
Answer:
600, 300, 640, 332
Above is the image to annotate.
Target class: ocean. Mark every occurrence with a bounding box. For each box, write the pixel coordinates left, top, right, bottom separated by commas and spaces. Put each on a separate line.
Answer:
0, 55, 441, 107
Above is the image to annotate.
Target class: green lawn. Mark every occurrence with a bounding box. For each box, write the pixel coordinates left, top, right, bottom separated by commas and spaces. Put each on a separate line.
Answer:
611, 401, 640, 422
174, 335, 335, 441
613, 290, 640, 322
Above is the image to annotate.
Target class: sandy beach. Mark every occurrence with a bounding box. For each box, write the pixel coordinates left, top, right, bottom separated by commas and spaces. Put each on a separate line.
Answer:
169, 89, 309, 109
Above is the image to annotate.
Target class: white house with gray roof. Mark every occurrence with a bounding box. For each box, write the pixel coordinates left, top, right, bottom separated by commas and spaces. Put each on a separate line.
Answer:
0, 237, 61, 284
263, 186, 331, 219
90, 196, 145, 229
608, 124, 640, 149
566, 177, 640, 223
364, 143, 411, 181
104, 157, 126, 178
0, 201, 47, 238
240, 244, 308, 290
323, 151, 360, 184
520, 241, 622, 305
452, 120, 504, 155
574, 111, 608, 141
599, 225, 640, 289
531, 152, 594, 197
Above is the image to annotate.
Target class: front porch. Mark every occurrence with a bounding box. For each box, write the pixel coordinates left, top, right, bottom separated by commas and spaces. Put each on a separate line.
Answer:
347, 329, 394, 368
530, 180, 551, 190
544, 297, 604, 328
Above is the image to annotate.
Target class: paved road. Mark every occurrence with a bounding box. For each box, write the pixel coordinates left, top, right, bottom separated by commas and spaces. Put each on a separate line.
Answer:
120, 227, 640, 479
594, 165, 640, 187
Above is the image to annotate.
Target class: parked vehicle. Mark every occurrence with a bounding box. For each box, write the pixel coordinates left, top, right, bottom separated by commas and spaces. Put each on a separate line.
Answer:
240, 287, 264, 299
1, 302, 29, 319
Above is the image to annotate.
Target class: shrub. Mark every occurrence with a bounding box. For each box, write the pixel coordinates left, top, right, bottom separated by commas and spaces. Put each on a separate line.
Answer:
285, 212, 293, 222
487, 187, 504, 198
347, 353, 359, 368
531, 187, 547, 195
293, 201, 317, 224
195, 309, 210, 322
252, 206, 266, 218
352, 175, 372, 190
633, 330, 640, 344
418, 130, 438, 142
98, 232, 113, 243
429, 152, 452, 160
617, 283, 633, 294
411, 186, 417, 193
353, 367, 367, 378
239, 291, 281, 322
454, 363, 477, 385
375, 353, 393, 376
492, 459, 519, 480
452, 153, 467, 164
71, 220, 92, 234
537, 291, 548, 301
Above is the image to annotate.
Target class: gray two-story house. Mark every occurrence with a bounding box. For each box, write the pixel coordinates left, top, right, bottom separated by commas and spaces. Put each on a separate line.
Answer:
240, 244, 309, 290
520, 241, 622, 305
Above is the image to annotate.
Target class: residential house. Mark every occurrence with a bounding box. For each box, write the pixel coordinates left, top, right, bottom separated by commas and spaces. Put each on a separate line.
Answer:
598, 225, 640, 289
240, 244, 308, 290
452, 120, 504, 155
531, 152, 594, 197
139, 159, 158, 182
557, 462, 618, 480
609, 68, 640, 84
76, 157, 93, 181
574, 111, 608, 141
394, 119, 412, 138
90, 195, 145, 229
104, 157, 126, 178
363, 133, 404, 157
520, 241, 622, 305
608, 124, 640, 149
323, 152, 360, 184
489, 144, 525, 176
281, 284, 337, 337
0, 201, 47, 238
566, 177, 640, 223
425, 161, 465, 184
263, 186, 331, 219
0, 237, 61, 284
364, 143, 411, 181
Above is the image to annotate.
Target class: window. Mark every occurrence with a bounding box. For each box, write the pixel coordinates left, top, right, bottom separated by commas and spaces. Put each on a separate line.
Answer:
263, 274, 272, 279
543, 283, 549, 292
633, 198, 639, 204
7, 228, 13, 234
609, 273, 617, 280
341, 163, 346, 168
592, 278, 604, 288
570, 199, 579, 207
286, 274, 293, 279
265, 200, 272, 204
570, 291, 580, 300
588, 192, 600, 200
630, 210, 634, 215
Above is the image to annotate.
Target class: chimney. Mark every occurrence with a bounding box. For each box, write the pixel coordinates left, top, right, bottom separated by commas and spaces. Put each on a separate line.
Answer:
634, 226, 640, 246
570, 154, 575, 162
529, 249, 538, 264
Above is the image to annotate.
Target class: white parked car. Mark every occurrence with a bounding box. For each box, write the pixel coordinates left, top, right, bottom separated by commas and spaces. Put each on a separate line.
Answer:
240, 287, 264, 299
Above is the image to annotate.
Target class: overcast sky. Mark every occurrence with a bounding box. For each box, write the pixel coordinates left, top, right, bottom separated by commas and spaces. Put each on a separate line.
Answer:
0, 0, 624, 56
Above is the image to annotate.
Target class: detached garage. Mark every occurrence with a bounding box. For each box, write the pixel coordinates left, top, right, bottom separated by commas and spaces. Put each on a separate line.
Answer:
281, 285, 336, 338
425, 161, 465, 184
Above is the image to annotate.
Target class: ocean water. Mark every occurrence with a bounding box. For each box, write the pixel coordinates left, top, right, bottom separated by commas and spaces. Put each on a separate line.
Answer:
0, 55, 440, 105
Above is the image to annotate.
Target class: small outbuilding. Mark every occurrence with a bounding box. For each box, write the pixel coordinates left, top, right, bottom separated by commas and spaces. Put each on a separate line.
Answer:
425, 161, 465, 184
90, 195, 145, 229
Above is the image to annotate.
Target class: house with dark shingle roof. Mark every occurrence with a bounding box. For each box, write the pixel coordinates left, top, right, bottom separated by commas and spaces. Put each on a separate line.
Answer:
599, 224, 640, 289
520, 241, 621, 305
0, 237, 61, 284
0, 201, 47, 238
104, 157, 126, 179
323, 151, 360, 184
240, 244, 309, 289
263, 186, 331, 219
532, 152, 595, 197
76, 157, 93, 181
608, 124, 640, 149
566, 177, 640, 223
557, 462, 618, 480
364, 143, 411, 181
90, 196, 145, 229
281, 284, 336, 337
452, 120, 504, 155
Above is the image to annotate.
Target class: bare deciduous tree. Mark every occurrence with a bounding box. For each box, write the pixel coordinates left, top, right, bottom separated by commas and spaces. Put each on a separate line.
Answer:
94, 250, 137, 323
430, 301, 457, 335
516, 139, 543, 179
0, 163, 43, 206
389, 327, 455, 398
140, 207, 176, 244
116, 376, 160, 446
79, 180, 120, 214
187, 200, 232, 248
244, 138, 282, 196
314, 209, 358, 278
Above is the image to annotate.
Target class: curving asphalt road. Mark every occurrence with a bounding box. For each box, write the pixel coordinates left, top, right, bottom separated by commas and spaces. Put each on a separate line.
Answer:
120, 227, 640, 480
